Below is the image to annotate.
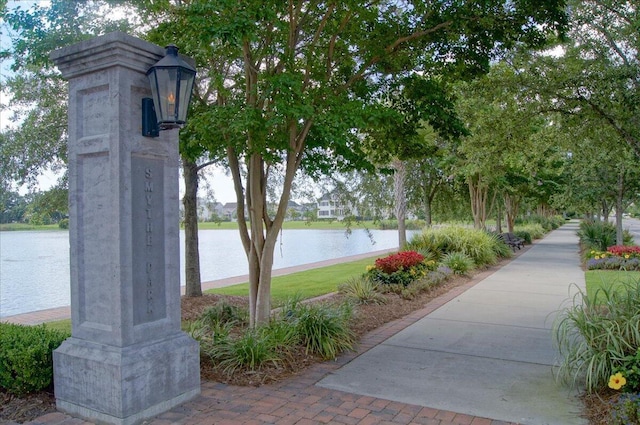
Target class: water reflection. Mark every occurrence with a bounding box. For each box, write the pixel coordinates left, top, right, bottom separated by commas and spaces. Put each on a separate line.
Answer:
1, 228, 411, 317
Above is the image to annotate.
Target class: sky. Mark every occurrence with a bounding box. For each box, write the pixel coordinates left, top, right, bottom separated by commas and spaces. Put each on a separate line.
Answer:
1, 0, 243, 203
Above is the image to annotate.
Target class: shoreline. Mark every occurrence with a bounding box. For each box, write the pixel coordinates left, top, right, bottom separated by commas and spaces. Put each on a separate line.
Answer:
1, 248, 396, 325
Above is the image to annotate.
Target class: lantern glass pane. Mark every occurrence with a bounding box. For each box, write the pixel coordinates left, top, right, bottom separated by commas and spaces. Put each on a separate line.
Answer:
177, 70, 195, 123
154, 68, 178, 123
148, 71, 161, 120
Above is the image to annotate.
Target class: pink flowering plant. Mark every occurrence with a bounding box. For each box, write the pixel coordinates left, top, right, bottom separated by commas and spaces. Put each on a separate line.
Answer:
367, 251, 436, 287
586, 245, 640, 271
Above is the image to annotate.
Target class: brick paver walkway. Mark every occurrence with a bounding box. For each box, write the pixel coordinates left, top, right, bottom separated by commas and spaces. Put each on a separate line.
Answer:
17, 259, 523, 425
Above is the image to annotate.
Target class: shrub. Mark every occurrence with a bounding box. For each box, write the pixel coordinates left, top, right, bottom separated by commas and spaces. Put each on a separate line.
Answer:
609, 393, 640, 425
514, 230, 532, 244
286, 301, 355, 360
199, 300, 248, 327
578, 220, 633, 252
514, 224, 545, 240
206, 327, 285, 375
407, 226, 502, 267
554, 282, 640, 392
490, 234, 513, 258
615, 349, 640, 393
516, 214, 564, 231
406, 232, 443, 259
441, 251, 474, 275
374, 251, 425, 274
58, 218, 69, 229
0, 323, 70, 395
338, 276, 387, 305
367, 251, 435, 287
187, 318, 232, 350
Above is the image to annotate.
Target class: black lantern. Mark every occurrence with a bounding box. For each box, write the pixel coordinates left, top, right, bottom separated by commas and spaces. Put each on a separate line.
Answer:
142, 44, 196, 137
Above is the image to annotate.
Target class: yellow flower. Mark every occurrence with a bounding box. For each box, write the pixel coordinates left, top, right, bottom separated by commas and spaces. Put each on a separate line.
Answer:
608, 373, 626, 390
366, 265, 375, 271
594, 255, 600, 260
625, 254, 630, 259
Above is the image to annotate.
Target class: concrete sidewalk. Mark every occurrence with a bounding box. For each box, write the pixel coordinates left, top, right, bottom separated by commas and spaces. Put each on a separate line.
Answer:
12, 224, 589, 425
317, 222, 587, 425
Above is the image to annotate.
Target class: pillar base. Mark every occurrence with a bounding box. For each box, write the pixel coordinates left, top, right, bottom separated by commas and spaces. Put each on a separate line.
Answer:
53, 332, 200, 425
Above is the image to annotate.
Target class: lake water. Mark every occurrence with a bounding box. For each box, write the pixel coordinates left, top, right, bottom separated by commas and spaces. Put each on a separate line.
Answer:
0, 228, 412, 318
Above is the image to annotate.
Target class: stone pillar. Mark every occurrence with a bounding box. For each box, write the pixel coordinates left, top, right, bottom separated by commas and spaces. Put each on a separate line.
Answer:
50, 32, 200, 425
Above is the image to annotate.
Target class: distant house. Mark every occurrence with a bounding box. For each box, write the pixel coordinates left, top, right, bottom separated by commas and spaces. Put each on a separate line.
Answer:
179, 198, 224, 222
317, 192, 355, 220
199, 200, 224, 221
222, 202, 238, 220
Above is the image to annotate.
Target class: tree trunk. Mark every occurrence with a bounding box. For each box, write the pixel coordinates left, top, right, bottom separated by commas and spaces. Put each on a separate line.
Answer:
495, 201, 502, 234
424, 198, 432, 227
615, 169, 625, 246
393, 158, 407, 249
504, 193, 520, 233
468, 174, 491, 230
182, 157, 202, 297
602, 199, 610, 223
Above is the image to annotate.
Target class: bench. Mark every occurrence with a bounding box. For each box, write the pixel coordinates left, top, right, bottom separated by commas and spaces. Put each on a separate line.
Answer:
498, 232, 525, 251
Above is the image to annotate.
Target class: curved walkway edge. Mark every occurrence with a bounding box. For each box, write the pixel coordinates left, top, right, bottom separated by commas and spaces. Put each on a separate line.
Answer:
11, 224, 588, 425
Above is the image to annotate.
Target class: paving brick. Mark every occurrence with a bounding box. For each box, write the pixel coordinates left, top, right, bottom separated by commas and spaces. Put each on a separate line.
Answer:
451, 413, 475, 424
392, 412, 417, 423
416, 407, 439, 419
347, 407, 371, 419
358, 415, 382, 425
435, 410, 457, 422
312, 412, 337, 423
330, 414, 360, 424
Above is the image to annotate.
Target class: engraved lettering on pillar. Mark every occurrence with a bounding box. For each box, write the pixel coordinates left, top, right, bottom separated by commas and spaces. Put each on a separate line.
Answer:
132, 156, 166, 325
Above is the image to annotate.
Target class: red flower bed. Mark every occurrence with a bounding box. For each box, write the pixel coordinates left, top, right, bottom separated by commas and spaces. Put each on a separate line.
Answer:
607, 245, 640, 256
374, 251, 425, 274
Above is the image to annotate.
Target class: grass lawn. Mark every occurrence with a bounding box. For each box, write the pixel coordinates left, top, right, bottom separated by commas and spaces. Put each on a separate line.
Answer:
42, 256, 380, 332
206, 256, 376, 305
0, 223, 61, 231
585, 270, 640, 302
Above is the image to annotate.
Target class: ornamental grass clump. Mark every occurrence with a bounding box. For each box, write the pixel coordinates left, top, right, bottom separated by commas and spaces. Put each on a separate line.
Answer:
367, 250, 435, 287
206, 325, 291, 376
441, 251, 475, 275
407, 226, 504, 267
338, 275, 387, 305
554, 281, 640, 393
578, 220, 633, 252
284, 300, 355, 360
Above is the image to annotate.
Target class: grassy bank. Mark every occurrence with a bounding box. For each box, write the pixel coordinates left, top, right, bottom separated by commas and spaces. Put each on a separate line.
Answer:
194, 220, 378, 230
1, 221, 378, 232
206, 256, 376, 305
41, 255, 381, 333
0, 223, 61, 231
